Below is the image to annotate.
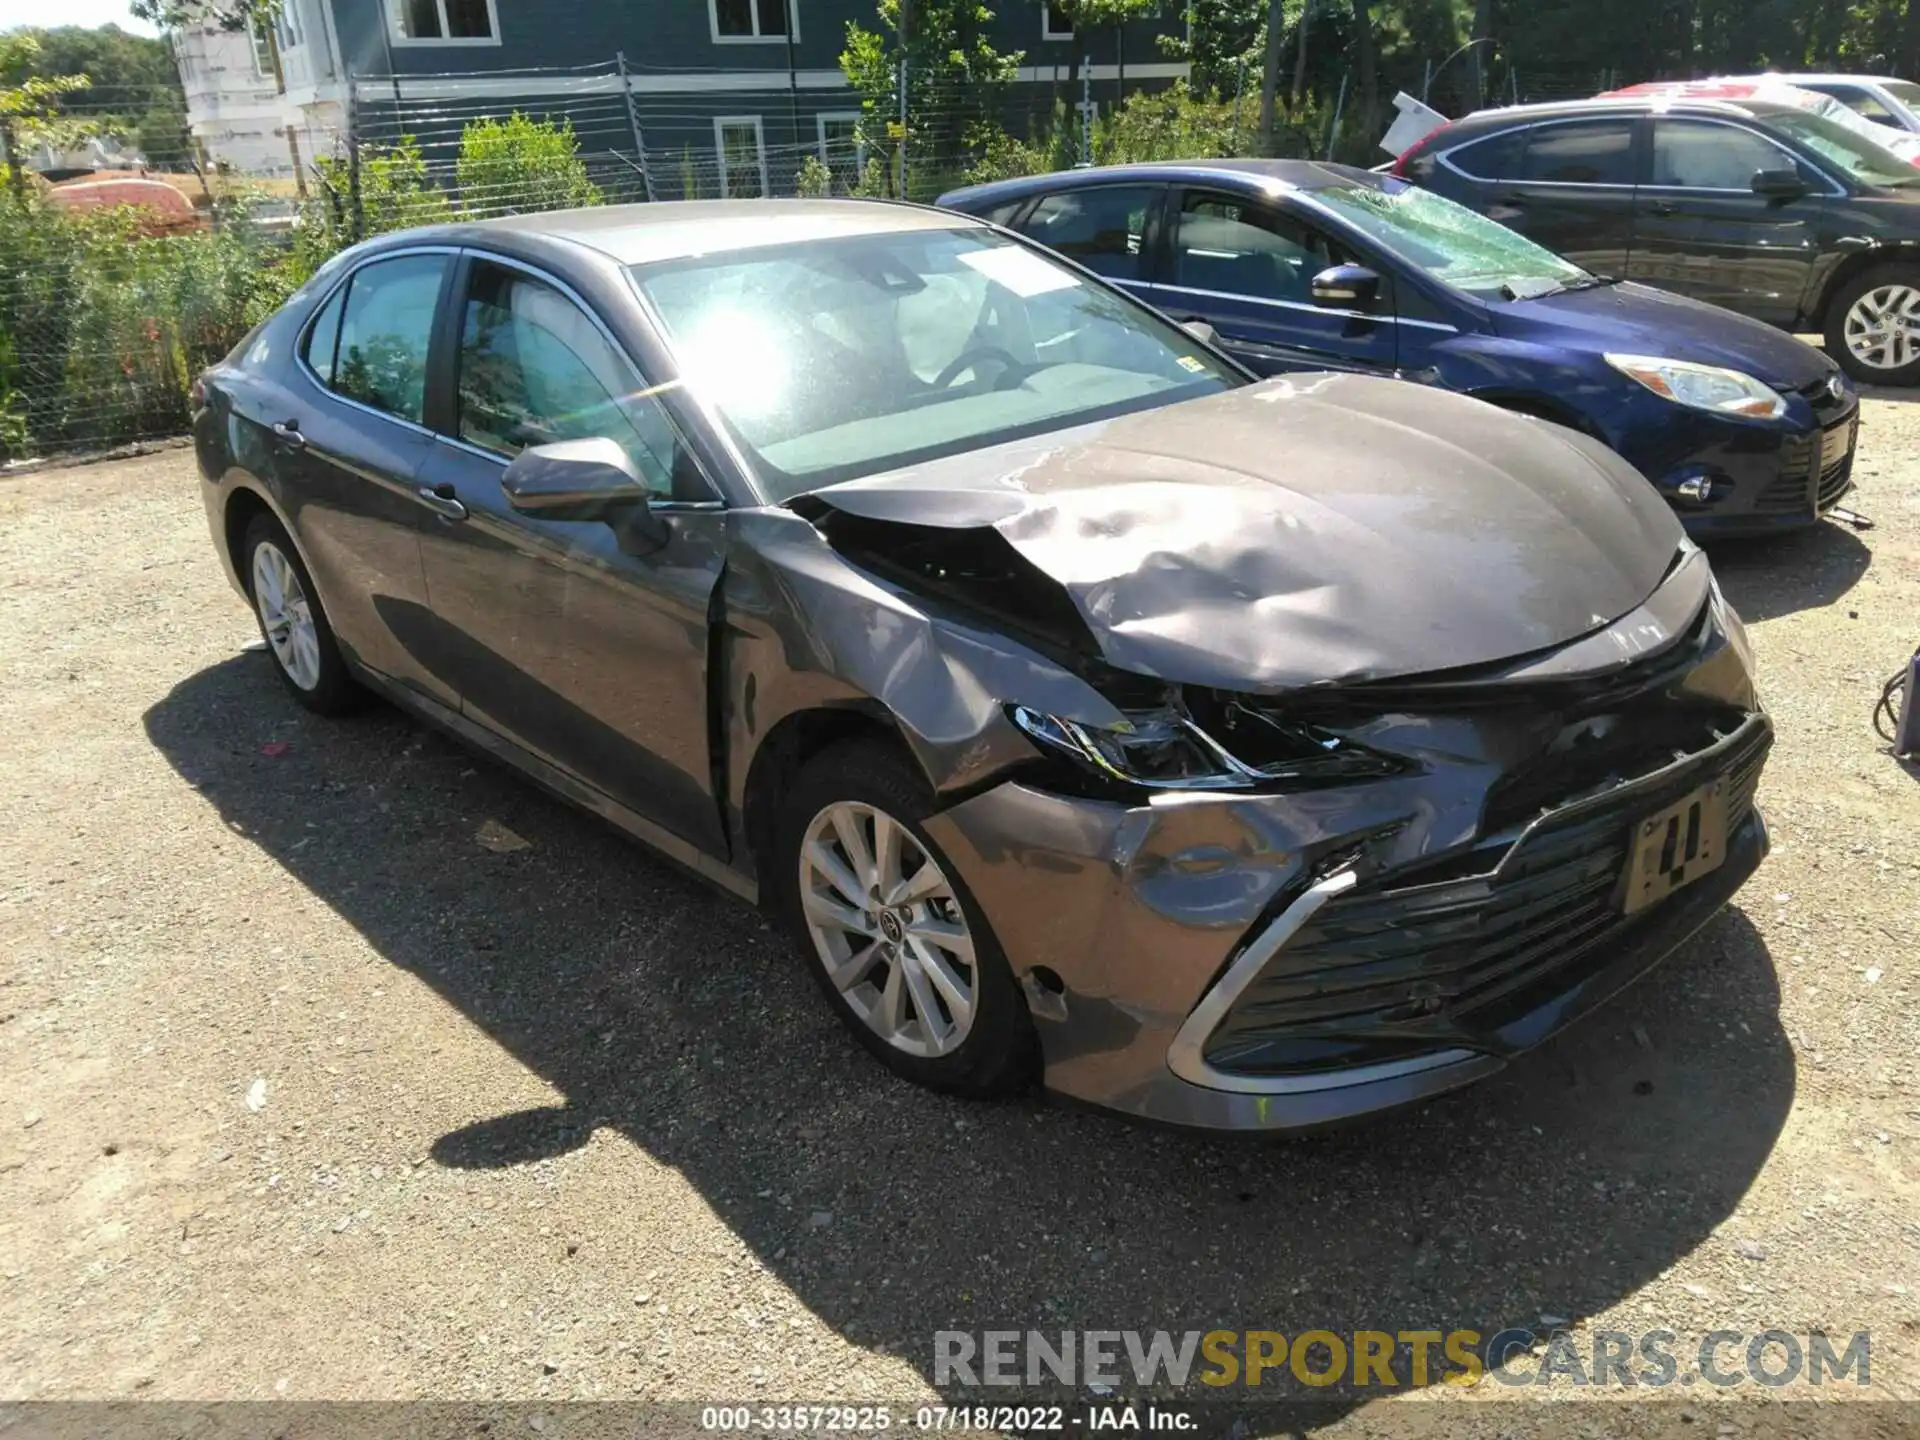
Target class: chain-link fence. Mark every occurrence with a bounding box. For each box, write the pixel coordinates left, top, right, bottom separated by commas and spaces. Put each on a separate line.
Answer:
0, 50, 1744, 463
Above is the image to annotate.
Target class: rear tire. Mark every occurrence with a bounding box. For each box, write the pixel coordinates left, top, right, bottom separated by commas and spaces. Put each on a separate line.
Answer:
1824, 264, 1920, 387
241, 513, 362, 716
771, 739, 1038, 1100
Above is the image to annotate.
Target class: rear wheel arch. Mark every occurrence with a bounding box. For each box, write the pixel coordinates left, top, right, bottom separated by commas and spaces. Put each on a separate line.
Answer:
1813, 244, 1920, 316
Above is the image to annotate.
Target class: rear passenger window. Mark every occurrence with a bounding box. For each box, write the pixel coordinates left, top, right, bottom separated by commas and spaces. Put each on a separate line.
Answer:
1019, 185, 1156, 281
328, 253, 450, 425
302, 284, 346, 385
1444, 129, 1525, 180
1650, 120, 1797, 189
1522, 121, 1636, 185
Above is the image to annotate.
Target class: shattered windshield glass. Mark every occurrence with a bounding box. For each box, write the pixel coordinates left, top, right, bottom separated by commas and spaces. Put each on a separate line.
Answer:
1308, 181, 1593, 299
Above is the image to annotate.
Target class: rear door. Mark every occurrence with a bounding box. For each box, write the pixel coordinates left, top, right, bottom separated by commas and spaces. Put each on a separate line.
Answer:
411, 253, 730, 856
1629, 116, 1828, 326
270, 248, 460, 706
1139, 187, 1397, 377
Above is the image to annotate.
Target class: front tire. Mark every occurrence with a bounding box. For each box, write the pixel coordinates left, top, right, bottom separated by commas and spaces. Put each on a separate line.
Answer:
771, 740, 1037, 1099
1825, 265, 1920, 386
242, 513, 361, 715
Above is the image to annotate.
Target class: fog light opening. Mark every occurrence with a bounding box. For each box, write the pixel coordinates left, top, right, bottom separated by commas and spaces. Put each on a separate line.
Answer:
1672, 473, 1723, 505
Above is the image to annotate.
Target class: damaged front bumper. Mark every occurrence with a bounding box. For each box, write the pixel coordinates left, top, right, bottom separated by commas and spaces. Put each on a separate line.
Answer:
922, 594, 1773, 1133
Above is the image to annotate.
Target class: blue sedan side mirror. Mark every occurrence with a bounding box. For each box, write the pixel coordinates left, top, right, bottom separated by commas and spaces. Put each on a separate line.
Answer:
1311, 263, 1382, 308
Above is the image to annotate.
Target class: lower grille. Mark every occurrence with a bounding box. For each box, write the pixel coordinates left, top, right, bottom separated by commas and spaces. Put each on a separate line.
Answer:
1757, 415, 1855, 518
1204, 716, 1772, 1077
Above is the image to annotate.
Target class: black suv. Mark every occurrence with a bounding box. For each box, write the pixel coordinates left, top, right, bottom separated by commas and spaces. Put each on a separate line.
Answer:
1395, 97, 1920, 384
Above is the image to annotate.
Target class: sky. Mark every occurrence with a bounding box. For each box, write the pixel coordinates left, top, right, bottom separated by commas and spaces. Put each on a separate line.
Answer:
0, 0, 159, 36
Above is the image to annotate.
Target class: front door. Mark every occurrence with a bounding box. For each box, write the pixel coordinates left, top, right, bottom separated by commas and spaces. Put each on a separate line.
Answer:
1629, 117, 1826, 326
1481, 116, 1641, 278
271, 249, 459, 706
412, 255, 728, 856
1142, 188, 1397, 376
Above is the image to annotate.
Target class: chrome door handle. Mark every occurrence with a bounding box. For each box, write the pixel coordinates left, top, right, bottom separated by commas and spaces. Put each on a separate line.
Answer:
270, 420, 306, 450
415, 484, 468, 521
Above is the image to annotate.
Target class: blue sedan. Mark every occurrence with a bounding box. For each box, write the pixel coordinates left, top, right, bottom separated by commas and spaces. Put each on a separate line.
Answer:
939, 160, 1859, 535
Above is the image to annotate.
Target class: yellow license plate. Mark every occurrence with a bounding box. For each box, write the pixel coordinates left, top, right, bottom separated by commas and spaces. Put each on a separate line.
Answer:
1623, 780, 1729, 915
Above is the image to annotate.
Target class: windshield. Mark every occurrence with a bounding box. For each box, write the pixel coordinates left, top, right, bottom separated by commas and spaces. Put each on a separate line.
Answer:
1765, 107, 1920, 186
1306, 181, 1588, 298
631, 228, 1241, 497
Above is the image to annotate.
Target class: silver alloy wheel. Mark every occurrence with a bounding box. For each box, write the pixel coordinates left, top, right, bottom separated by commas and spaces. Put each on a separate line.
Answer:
798, 800, 978, 1059
1843, 283, 1920, 372
250, 539, 322, 692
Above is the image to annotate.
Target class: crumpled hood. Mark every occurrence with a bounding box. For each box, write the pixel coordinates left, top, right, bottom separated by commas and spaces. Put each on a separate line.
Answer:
1495, 281, 1835, 389
804, 373, 1684, 693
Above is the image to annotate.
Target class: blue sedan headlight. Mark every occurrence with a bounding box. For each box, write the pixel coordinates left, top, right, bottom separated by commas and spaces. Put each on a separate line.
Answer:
1605, 353, 1787, 420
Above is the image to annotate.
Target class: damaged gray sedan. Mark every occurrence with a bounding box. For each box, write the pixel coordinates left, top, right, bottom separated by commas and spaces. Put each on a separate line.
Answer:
191, 199, 1771, 1131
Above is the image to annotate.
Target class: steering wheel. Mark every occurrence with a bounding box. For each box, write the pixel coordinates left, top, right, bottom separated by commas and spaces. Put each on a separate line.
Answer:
934, 346, 1027, 390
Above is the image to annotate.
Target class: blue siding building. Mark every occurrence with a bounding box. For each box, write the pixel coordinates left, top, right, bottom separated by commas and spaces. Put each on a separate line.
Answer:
250, 0, 1190, 199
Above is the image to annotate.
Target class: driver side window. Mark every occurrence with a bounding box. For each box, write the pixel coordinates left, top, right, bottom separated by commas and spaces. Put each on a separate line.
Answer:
1173, 192, 1345, 304
454, 260, 689, 499
1649, 120, 1803, 191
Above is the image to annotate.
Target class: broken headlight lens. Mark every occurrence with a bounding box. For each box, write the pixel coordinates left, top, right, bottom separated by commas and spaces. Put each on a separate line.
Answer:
1008, 703, 1402, 792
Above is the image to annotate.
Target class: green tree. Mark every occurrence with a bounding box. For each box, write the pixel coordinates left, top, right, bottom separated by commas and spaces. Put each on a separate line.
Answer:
455, 113, 602, 218
0, 33, 93, 194
840, 0, 1021, 198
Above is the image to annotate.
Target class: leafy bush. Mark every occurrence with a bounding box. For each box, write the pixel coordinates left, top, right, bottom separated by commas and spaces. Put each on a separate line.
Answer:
794, 154, 833, 198
456, 114, 603, 218
1095, 81, 1249, 164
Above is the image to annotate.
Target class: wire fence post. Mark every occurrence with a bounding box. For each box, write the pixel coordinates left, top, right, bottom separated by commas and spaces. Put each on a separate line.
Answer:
1080, 58, 1092, 164
346, 84, 363, 243
615, 51, 656, 202
1323, 72, 1347, 161
896, 54, 908, 199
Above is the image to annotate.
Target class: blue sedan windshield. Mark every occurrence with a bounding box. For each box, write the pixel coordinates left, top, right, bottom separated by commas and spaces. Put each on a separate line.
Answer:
631, 228, 1241, 497
1309, 182, 1590, 298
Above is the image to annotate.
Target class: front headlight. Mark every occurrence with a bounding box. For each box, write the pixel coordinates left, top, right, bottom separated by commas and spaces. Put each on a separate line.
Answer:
1605, 353, 1786, 420
1008, 702, 1400, 792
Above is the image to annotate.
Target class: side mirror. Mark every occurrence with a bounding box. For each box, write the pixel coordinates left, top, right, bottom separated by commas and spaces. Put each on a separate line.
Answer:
500, 437, 667, 551
1751, 168, 1809, 199
1311, 263, 1381, 308
1179, 318, 1219, 346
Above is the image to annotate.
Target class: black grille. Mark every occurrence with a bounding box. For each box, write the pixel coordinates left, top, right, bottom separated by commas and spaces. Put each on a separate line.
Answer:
1754, 432, 1815, 517
1204, 717, 1771, 1077
1755, 414, 1855, 519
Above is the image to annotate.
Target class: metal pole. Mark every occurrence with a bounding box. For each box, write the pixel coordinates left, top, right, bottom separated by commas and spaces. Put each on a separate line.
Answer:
346, 85, 363, 242
1081, 57, 1092, 164
896, 54, 908, 198
616, 51, 656, 201
1323, 72, 1347, 160
1421, 58, 1431, 104
1232, 55, 1247, 152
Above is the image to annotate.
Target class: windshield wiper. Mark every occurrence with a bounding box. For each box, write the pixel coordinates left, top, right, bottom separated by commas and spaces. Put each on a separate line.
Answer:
1500, 273, 1616, 300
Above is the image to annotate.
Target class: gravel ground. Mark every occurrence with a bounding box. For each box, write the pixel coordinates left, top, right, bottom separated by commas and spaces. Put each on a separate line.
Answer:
1, 401, 1917, 1430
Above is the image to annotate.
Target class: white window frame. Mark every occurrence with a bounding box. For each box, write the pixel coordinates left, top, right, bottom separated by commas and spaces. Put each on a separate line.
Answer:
816, 110, 863, 168
390, 0, 503, 48
274, 0, 305, 53
248, 20, 276, 78
709, 0, 800, 45
714, 115, 769, 198
1042, 2, 1075, 41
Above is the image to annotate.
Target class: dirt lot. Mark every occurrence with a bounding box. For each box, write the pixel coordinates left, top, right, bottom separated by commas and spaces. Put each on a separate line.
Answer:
1, 404, 1917, 1429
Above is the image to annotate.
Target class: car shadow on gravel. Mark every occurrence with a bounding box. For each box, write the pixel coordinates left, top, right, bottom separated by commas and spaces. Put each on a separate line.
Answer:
1704, 518, 1872, 624
144, 654, 1797, 1414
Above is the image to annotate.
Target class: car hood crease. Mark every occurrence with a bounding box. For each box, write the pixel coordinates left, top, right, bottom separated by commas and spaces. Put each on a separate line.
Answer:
803, 374, 1681, 694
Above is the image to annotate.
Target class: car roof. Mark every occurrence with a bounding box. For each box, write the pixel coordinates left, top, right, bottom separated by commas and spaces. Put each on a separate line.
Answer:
1770, 73, 1900, 86
457, 198, 984, 266
940, 159, 1386, 208
1456, 95, 1802, 126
